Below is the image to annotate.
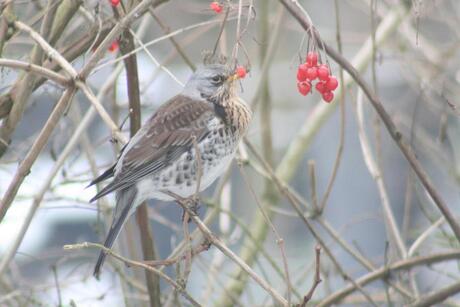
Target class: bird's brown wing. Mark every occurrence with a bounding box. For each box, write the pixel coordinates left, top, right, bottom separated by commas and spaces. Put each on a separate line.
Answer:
90, 95, 217, 202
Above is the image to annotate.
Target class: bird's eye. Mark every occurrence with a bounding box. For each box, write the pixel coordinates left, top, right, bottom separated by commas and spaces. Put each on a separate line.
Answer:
211, 75, 225, 85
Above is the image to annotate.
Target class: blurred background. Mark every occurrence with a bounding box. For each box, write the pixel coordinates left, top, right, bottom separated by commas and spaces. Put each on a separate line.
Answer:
1, 0, 460, 306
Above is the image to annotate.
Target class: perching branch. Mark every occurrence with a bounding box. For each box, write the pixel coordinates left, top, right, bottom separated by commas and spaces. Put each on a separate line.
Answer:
162, 190, 288, 307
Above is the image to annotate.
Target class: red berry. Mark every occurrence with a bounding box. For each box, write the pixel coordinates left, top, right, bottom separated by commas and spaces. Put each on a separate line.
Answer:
110, 0, 120, 6
297, 71, 306, 82
322, 91, 334, 103
210, 1, 223, 13
236, 66, 247, 79
315, 81, 326, 94
306, 67, 318, 80
317, 64, 330, 81
325, 76, 338, 91
297, 81, 311, 96
297, 64, 308, 81
306, 51, 318, 67
108, 40, 119, 52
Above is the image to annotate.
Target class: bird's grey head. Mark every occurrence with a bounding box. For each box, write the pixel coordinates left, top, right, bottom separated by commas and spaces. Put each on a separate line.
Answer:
182, 64, 238, 102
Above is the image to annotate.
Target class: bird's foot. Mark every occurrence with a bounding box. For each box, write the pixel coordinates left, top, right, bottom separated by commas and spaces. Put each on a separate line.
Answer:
179, 196, 200, 222
163, 189, 200, 222
187, 195, 200, 216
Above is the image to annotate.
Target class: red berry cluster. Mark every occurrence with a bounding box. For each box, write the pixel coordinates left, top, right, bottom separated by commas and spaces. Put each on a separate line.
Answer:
210, 1, 223, 13
296, 51, 338, 103
110, 0, 120, 6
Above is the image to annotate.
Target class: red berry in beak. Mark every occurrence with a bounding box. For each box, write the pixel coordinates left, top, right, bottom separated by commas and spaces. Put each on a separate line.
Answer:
236, 66, 247, 79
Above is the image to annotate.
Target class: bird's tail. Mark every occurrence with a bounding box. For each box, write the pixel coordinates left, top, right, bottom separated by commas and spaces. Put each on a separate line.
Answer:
93, 186, 137, 279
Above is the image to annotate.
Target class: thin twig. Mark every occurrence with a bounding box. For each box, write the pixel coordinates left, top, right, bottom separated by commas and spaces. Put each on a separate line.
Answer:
191, 135, 202, 197
247, 151, 413, 299
318, 250, 460, 306
77, 82, 126, 144
180, 212, 193, 286
244, 139, 379, 307
307, 160, 319, 211
0, 88, 76, 223
95, 17, 236, 73
408, 217, 445, 256
0, 59, 70, 86
0, 62, 123, 275
299, 245, 322, 307
0, 1, 63, 156
318, 0, 346, 213
144, 240, 211, 267
162, 191, 288, 307
149, 9, 196, 71
211, 7, 231, 59
237, 162, 292, 305
356, 88, 407, 258
409, 280, 460, 307
231, 0, 243, 63
79, 0, 168, 79
13, 20, 77, 78
63, 242, 201, 307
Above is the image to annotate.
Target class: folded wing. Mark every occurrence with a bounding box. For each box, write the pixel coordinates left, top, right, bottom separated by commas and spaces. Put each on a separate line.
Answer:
90, 95, 216, 202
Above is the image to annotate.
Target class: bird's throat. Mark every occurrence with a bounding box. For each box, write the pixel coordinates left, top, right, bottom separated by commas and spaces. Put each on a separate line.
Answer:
220, 98, 252, 135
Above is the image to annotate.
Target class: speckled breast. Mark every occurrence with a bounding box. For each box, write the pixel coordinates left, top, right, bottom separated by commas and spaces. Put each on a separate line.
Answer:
152, 126, 240, 198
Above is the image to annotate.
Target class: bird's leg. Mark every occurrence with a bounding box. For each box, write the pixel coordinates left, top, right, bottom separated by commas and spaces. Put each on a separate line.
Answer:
161, 190, 200, 221
178, 196, 200, 222
187, 195, 200, 216
180, 205, 191, 223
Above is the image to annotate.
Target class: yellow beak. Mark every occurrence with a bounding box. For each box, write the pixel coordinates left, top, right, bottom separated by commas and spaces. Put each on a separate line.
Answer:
227, 73, 240, 82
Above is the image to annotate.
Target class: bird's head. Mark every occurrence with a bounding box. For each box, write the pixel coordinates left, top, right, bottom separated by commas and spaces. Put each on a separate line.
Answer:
182, 64, 244, 103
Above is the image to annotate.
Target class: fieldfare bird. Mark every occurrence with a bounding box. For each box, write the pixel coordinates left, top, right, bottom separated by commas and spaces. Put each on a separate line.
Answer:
89, 64, 251, 277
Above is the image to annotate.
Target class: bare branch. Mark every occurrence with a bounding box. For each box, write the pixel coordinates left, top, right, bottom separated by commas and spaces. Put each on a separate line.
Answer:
63, 242, 201, 307
0, 59, 70, 86
298, 245, 322, 307
0, 88, 76, 225
318, 250, 460, 306
162, 191, 288, 307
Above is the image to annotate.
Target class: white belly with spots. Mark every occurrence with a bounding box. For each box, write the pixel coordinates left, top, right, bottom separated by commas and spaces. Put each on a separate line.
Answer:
136, 152, 235, 202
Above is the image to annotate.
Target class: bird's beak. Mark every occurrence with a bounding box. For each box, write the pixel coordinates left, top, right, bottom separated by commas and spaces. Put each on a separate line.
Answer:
227, 73, 240, 83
